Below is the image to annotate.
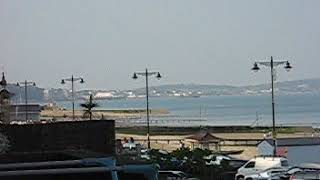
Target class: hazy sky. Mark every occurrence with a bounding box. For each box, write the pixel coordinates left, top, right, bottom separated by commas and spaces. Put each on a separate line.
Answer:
1, 0, 320, 90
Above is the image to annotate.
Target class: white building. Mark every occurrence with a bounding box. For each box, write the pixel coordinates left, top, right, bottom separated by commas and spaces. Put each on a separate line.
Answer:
94, 92, 114, 99
257, 137, 320, 165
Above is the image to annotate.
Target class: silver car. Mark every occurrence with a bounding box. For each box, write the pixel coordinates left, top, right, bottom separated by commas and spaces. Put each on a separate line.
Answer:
290, 171, 320, 180
243, 167, 288, 180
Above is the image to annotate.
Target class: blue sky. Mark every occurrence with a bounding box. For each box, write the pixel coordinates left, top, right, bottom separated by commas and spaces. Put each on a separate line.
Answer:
1, 0, 320, 90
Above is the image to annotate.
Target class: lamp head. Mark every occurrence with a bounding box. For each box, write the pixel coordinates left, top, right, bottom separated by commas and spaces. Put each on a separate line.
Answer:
132, 73, 138, 80
156, 72, 162, 80
284, 61, 292, 72
252, 62, 260, 72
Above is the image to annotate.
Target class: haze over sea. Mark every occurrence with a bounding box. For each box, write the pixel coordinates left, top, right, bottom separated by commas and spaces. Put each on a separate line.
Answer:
57, 94, 320, 127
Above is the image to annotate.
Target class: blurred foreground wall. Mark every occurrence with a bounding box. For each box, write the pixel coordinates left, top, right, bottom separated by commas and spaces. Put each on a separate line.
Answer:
0, 120, 115, 156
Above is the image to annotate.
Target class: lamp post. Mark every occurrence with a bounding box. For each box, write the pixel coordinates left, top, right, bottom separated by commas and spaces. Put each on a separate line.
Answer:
61, 75, 84, 120
16, 80, 36, 121
132, 69, 161, 149
251, 56, 292, 156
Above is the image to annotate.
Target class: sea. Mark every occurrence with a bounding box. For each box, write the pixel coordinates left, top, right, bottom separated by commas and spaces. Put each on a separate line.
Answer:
56, 94, 320, 127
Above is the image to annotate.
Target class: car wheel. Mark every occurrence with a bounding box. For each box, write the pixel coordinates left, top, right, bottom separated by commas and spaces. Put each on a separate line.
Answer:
237, 176, 244, 180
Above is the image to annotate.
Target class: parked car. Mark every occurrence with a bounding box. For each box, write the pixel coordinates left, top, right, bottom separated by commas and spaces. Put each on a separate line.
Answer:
203, 154, 231, 165
278, 167, 302, 180
235, 157, 289, 180
290, 170, 320, 180
0, 157, 159, 180
288, 163, 320, 180
159, 171, 199, 180
298, 163, 320, 170
244, 167, 288, 180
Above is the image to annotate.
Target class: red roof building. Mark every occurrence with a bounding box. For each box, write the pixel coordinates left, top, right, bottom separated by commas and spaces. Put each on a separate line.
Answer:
185, 132, 222, 151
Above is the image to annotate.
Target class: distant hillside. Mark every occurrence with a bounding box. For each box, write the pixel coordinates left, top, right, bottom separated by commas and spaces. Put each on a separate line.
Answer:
242, 78, 320, 95
6, 78, 320, 103
133, 83, 240, 96
141, 78, 320, 96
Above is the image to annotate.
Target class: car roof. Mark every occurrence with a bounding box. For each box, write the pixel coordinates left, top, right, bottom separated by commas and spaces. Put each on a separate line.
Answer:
254, 156, 287, 161
159, 171, 184, 174
299, 163, 320, 170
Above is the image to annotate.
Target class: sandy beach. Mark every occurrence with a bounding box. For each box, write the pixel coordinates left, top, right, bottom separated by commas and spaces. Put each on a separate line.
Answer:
41, 109, 169, 120
116, 132, 315, 160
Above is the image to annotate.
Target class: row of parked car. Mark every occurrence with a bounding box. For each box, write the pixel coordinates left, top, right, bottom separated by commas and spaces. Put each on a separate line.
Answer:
124, 143, 320, 180
235, 156, 320, 180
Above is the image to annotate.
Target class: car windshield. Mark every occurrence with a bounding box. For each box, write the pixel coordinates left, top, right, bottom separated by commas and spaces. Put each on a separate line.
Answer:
244, 161, 255, 168
281, 160, 289, 167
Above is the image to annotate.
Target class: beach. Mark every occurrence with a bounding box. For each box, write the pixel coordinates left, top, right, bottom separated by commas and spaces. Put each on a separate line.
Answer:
117, 131, 315, 160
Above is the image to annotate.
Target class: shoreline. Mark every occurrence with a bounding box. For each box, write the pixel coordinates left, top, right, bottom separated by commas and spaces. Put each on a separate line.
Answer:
40, 108, 170, 120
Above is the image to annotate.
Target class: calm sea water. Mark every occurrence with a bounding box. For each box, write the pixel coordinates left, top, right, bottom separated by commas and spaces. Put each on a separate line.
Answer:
57, 94, 320, 127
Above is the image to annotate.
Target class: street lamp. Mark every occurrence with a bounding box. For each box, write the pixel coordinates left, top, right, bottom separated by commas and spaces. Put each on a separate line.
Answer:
251, 56, 292, 156
16, 80, 36, 121
132, 69, 161, 149
61, 75, 84, 120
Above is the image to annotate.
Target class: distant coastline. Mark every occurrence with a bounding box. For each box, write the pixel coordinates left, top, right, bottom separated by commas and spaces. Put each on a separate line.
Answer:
6, 78, 320, 103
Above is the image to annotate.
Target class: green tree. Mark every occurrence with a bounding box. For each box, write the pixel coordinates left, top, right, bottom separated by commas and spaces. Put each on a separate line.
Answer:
80, 94, 99, 120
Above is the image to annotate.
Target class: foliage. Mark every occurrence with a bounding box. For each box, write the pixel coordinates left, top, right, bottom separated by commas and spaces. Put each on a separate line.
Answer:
80, 94, 99, 120
144, 147, 239, 179
171, 147, 192, 160
149, 148, 214, 172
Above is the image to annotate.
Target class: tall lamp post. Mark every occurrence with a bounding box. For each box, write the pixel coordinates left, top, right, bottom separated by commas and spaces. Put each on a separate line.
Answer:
132, 69, 162, 149
251, 56, 292, 156
61, 75, 84, 120
16, 80, 36, 121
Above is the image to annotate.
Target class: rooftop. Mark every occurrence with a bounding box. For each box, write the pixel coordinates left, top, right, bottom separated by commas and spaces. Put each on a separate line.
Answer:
185, 132, 222, 143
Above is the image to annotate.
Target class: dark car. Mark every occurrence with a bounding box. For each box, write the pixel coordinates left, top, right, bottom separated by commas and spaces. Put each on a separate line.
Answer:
159, 171, 199, 180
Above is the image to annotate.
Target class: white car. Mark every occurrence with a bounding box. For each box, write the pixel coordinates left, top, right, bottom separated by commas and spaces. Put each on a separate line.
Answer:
235, 156, 289, 180
123, 142, 136, 149
203, 154, 231, 165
